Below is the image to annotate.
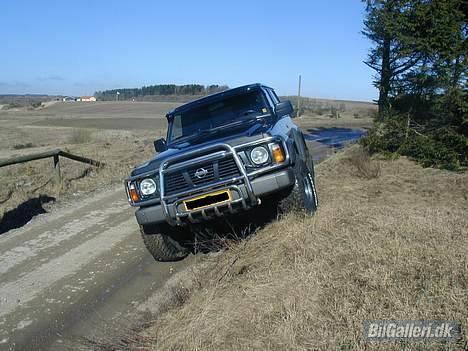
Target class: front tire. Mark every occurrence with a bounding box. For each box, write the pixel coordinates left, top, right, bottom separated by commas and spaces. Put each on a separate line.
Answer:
140, 224, 190, 262
278, 159, 318, 214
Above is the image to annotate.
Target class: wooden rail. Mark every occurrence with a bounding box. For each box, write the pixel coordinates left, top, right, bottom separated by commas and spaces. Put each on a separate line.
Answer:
0, 149, 104, 182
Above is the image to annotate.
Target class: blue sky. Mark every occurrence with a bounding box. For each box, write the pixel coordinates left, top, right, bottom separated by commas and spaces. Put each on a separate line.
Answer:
1, 0, 375, 101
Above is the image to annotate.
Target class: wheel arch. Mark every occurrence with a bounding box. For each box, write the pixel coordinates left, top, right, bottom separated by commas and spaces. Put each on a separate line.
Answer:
287, 129, 308, 164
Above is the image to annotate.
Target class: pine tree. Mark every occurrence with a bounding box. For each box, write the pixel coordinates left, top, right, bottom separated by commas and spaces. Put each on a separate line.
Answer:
362, 0, 422, 119
361, 0, 467, 169
363, 0, 467, 127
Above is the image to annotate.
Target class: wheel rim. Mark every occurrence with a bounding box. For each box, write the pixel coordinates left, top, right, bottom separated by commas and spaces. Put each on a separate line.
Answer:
302, 172, 316, 210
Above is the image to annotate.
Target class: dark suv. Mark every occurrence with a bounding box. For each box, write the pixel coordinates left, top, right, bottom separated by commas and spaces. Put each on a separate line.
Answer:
125, 83, 318, 261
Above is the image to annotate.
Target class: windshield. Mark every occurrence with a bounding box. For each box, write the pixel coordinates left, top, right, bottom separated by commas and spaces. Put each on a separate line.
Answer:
167, 90, 268, 143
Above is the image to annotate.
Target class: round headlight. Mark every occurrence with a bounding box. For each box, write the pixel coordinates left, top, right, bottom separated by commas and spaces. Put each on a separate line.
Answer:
250, 146, 269, 165
140, 178, 157, 196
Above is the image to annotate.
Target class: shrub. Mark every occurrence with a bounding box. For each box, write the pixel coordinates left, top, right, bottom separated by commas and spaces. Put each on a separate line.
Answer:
431, 127, 468, 162
345, 147, 381, 179
69, 129, 93, 144
360, 118, 406, 154
5, 103, 22, 110
13, 143, 34, 150
330, 106, 340, 119
361, 117, 467, 170
399, 134, 460, 170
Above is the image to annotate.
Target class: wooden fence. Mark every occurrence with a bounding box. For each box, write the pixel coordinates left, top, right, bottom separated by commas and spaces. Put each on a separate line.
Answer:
0, 149, 104, 182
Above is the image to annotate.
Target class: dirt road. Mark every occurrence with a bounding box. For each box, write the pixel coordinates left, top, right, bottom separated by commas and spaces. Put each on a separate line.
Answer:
0, 187, 192, 351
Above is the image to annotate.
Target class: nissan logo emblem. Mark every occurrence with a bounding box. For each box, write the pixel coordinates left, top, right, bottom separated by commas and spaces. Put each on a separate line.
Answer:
194, 168, 208, 179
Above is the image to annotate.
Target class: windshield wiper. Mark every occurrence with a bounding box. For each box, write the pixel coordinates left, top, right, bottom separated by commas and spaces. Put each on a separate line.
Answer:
238, 109, 259, 117
170, 129, 215, 145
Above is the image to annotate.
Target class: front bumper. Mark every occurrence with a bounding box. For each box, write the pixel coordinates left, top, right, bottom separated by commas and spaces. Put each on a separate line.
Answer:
135, 167, 295, 226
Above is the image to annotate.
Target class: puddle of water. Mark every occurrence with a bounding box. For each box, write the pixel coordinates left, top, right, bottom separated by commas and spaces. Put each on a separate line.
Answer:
305, 127, 367, 148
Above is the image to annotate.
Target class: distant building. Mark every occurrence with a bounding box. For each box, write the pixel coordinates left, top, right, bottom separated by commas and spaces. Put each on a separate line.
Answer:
62, 96, 75, 102
76, 96, 96, 102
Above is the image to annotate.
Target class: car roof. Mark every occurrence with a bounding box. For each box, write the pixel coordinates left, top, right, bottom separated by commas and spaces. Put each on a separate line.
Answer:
167, 83, 273, 117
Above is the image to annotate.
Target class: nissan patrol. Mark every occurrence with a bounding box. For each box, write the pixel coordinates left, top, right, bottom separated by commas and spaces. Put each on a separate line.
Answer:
125, 83, 318, 261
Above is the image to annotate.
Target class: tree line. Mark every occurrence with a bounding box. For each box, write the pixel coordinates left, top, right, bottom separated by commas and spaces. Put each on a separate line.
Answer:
95, 84, 229, 101
361, 0, 467, 170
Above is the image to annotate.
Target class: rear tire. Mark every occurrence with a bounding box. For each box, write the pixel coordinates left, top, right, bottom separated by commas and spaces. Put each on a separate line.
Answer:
278, 159, 318, 214
140, 224, 190, 262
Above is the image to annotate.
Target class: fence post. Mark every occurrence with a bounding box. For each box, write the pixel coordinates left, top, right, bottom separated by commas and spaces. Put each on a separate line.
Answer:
53, 154, 61, 184
297, 75, 302, 118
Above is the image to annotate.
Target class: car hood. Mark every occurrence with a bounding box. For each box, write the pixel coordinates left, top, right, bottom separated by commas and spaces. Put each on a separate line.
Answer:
131, 122, 271, 177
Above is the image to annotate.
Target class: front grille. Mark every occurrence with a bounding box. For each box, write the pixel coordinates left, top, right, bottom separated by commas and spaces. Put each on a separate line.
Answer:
164, 155, 241, 196
218, 157, 240, 179
164, 172, 187, 194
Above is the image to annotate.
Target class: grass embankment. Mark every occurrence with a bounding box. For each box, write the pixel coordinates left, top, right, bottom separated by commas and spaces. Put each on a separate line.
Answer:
130, 146, 467, 351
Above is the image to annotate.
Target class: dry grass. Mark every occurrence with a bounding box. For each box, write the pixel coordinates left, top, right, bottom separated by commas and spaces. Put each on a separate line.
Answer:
294, 114, 373, 130
69, 128, 93, 144
126, 147, 467, 351
0, 130, 155, 222
13, 142, 35, 150
286, 96, 376, 130
0, 101, 171, 225
345, 146, 381, 179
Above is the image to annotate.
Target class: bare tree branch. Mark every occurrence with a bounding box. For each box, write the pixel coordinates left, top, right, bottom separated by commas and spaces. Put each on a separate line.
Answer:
364, 60, 382, 72
392, 56, 422, 75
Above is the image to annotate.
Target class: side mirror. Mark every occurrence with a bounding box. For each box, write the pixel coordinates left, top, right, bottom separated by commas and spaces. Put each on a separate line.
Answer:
275, 100, 294, 118
154, 138, 167, 153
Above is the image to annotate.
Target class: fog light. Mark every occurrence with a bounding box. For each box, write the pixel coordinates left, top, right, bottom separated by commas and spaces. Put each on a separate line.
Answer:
271, 144, 285, 163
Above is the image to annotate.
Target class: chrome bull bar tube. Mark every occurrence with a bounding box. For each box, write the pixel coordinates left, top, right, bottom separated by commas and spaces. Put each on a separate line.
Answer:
159, 143, 257, 226
174, 185, 248, 225
125, 137, 290, 225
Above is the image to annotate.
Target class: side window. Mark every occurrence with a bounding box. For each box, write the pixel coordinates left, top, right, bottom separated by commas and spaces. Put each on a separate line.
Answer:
171, 115, 183, 139
267, 89, 280, 104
